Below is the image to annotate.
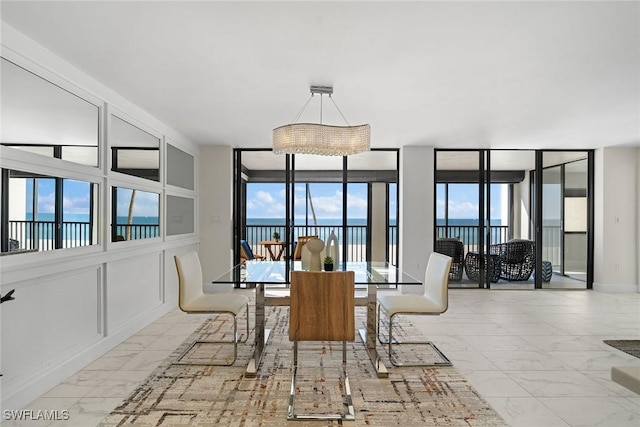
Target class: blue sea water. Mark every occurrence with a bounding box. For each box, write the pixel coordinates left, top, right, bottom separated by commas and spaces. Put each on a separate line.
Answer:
247, 217, 380, 226
20, 213, 159, 241
22, 213, 502, 245
244, 217, 500, 246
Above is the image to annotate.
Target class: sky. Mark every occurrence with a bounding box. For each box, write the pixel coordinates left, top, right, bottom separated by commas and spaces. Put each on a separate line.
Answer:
25, 178, 159, 218
26, 178, 92, 216
246, 183, 373, 220
436, 183, 504, 221
247, 182, 503, 221
25, 178, 513, 222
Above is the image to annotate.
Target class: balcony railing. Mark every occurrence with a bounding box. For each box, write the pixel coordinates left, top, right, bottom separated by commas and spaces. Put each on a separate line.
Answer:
436, 225, 509, 254
245, 224, 514, 263
6, 220, 159, 251
114, 224, 160, 240
7, 220, 94, 251
245, 224, 398, 263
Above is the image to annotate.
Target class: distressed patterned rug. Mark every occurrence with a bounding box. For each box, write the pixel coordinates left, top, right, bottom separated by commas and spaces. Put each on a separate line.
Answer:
604, 340, 640, 359
99, 306, 506, 426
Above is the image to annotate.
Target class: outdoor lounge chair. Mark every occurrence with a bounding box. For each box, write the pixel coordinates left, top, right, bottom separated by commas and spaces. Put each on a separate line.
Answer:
240, 239, 265, 262
435, 238, 464, 282
490, 239, 535, 281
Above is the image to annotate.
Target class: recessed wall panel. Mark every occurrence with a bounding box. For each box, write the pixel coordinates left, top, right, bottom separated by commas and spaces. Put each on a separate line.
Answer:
167, 144, 194, 190
0, 267, 101, 381
166, 196, 195, 236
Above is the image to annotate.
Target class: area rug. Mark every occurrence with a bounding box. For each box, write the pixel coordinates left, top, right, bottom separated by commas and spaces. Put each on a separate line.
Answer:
604, 340, 640, 359
99, 306, 507, 426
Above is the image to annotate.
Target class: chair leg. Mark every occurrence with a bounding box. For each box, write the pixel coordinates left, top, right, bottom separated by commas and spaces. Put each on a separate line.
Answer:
237, 303, 250, 344
378, 311, 452, 367
287, 341, 355, 421
377, 304, 386, 344
174, 305, 250, 366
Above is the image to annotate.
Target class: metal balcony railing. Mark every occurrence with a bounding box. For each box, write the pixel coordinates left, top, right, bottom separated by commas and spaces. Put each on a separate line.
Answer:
7, 220, 94, 251
6, 220, 159, 251
244, 224, 398, 263
114, 224, 160, 240
436, 225, 510, 254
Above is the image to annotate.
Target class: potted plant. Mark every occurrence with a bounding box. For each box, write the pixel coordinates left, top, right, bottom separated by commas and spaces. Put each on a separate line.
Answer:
323, 256, 334, 271
272, 231, 280, 242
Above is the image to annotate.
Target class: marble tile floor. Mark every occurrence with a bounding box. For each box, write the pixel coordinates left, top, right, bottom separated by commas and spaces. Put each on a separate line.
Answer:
5, 289, 640, 427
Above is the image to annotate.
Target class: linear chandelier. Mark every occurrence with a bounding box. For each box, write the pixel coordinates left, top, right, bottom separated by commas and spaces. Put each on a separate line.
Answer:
272, 86, 370, 156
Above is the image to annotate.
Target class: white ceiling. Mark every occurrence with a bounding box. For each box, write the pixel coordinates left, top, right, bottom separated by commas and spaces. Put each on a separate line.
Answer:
2, 1, 639, 158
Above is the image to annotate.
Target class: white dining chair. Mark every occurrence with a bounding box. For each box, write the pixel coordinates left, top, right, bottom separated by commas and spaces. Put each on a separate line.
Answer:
377, 252, 453, 366
174, 251, 249, 365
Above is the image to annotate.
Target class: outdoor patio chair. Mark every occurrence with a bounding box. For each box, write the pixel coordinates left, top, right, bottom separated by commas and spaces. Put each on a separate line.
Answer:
174, 251, 249, 365
490, 239, 535, 281
435, 238, 464, 282
240, 239, 265, 263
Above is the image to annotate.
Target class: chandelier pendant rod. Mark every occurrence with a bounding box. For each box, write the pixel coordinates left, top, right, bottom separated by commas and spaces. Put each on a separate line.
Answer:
330, 95, 351, 126
291, 94, 314, 124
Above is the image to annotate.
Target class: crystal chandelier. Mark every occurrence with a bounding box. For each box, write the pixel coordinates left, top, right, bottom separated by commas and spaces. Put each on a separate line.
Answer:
272, 86, 370, 156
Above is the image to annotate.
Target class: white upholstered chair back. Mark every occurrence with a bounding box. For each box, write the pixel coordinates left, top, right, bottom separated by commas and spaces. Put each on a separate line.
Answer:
422, 252, 452, 313
175, 251, 205, 311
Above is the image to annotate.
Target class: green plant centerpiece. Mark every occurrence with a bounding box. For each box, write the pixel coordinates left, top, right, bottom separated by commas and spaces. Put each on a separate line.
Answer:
272, 231, 280, 242
323, 256, 334, 271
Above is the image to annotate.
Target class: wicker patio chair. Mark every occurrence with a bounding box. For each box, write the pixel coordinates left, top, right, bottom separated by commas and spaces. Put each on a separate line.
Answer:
489, 239, 535, 281
435, 238, 465, 282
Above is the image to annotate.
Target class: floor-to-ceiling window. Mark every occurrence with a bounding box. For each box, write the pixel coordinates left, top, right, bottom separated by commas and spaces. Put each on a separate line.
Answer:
234, 149, 398, 266
535, 152, 591, 288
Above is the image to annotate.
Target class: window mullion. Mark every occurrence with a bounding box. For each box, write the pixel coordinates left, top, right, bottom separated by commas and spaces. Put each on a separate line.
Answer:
55, 177, 64, 249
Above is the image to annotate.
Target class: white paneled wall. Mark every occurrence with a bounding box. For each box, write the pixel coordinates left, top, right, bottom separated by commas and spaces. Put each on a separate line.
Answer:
0, 25, 200, 412
106, 252, 163, 333
1, 266, 102, 384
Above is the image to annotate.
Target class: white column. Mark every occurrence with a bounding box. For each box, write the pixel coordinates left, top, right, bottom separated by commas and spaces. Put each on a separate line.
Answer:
399, 146, 434, 294
593, 147, 639, 292
637, 148, 640, 291
370, 182, 387, 262
198, 145, 234, 283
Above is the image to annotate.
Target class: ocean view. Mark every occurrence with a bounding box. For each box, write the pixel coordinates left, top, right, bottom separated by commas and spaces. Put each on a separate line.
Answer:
247, 217, 501, 228
13, 213, 160, 244
13, 215, 510, 246
243, 218, 502, 247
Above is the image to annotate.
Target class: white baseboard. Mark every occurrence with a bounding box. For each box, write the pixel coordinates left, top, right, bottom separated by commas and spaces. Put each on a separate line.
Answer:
593, 282, 639, 293
1, 302, 176, 413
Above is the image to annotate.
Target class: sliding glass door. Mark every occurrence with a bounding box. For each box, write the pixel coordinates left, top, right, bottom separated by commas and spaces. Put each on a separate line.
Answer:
234, 149, 399, 268
539, 152, 590, 288
436, 149, 591, 290
435, 150, 489, 288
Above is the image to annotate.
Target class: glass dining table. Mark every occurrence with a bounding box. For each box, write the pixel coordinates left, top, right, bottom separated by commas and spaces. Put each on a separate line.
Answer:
211, 260, 422, 378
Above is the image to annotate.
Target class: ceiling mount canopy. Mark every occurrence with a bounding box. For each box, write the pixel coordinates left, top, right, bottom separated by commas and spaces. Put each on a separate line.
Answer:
272, 86, 370, 156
